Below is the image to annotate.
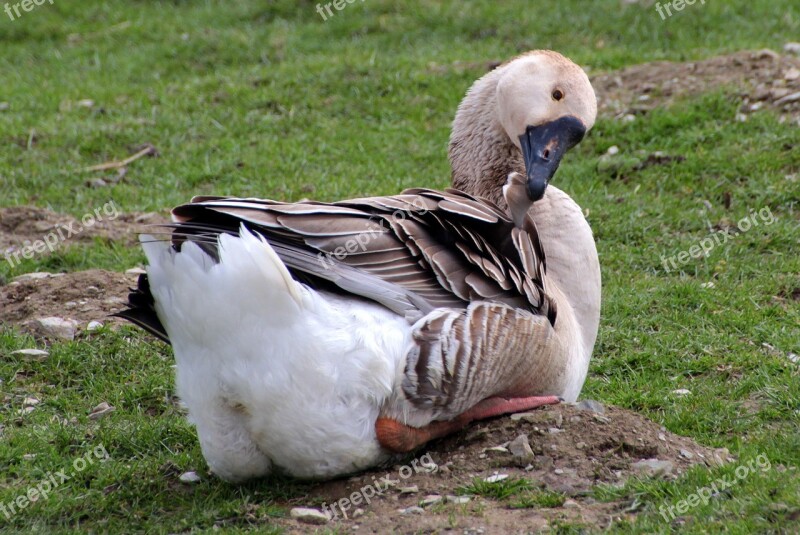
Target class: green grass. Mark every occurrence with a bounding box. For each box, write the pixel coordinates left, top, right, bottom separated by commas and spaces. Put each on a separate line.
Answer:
2, 0, 799, 533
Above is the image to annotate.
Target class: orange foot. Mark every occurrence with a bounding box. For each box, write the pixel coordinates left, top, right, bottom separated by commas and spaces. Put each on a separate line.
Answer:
376, 395, 561, 453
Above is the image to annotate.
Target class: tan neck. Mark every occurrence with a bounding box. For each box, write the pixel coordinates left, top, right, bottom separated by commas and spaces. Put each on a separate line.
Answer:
448, 67, 524, 208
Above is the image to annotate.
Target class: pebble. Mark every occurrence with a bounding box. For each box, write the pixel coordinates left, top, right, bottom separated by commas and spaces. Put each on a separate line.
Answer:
0, 102, 8, 111
785, 67, 800, 81
606, 145, 620, 156
576, 442, 586, 450
483, 474, 508, 483
33, 317, 79, 340
77, 99, 95, 108
446, 495, 471, 505
399, 506, 424, 515
126, 267, 147, 276
573, 399, 605, 414
88, 402, 115, 420
508, 434, 535, 464
554, 468, 564, 475
632, 459, 675, 477
548, 427, 563, 434
563, 499, 580, 509
509, 412, 539, 423
87, 321, 104, 331
10, 349, 49, 360
399, 485, 418, 494
484, 446, 509, 453
672, 389, 692, 396
680, 449, 694, 459
784, 42, 800, 55
289, 507, 329, 524
23, 397, 40, 407
420, 495, 442, 507
179, 471, 201, 484
775, 91, 800, 105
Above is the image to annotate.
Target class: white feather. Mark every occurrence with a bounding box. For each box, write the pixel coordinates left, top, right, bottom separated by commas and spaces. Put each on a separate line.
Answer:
142, 227, 412, 480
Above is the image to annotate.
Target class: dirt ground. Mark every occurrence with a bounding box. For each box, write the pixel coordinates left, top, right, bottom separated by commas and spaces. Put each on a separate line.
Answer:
591, 49, 800, 123
2, 49, 789, 532
274, 403, 728, 533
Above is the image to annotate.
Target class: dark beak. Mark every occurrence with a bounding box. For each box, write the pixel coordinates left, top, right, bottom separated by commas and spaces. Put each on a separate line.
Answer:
519, 116, 587, 202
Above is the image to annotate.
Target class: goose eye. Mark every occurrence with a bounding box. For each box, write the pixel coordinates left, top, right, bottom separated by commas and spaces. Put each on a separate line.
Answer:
552, 89, 564, 101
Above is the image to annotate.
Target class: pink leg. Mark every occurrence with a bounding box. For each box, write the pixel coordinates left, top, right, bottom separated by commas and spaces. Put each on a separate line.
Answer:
376, 395, 561, 453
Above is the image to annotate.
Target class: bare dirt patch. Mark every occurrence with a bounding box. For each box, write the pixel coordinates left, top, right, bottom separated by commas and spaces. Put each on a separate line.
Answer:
591, 49, 800, 123
0, 206, 167, 258
0, 270, 137, 337
274, 404, 728, 534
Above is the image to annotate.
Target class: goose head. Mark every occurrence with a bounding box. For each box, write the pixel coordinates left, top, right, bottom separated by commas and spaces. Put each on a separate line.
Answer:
449, 51, 597, 206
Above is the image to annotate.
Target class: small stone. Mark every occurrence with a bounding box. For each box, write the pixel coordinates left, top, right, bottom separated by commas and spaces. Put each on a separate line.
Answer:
179, 471, 201, 484
23, 397, 40, 407
399, 506, 424, 515
592, 414, 610, 424
508, 434, 535, 464
563, 499, 580, 509
672, 389, 692, 396
484, 446, 509, 453
87, 178, 108, 188
289, 507, 329, 524
509, 412, 539, 423
548, 427, 563, 434
755, 49, 780, 60
622, 113, 636, 122
89, 402, 115, 420
783, 42, 800, 55
658, 433, 667, 441
483, 474, 508, 483
420, 495, 442, 507
606, 145, 620, 156
573, 399, 605, 414
399, 485, 418, 494
22, 454, 36, 460
352, 508, 365, 518
551, 413, 563, 428
10, 349, 49, 360
680, 449, 694, 459
33, 317, 79, 340
126, 267, 147, 276
524, 464, 534, 471
554, 468, 564, 475
87, 321, 104, 331
77, 99, 95, 108
736, 113, 748, 123
0, 102, 9, 111
446, 495, 471, 505
576, 442, 586, 450
784, 67, 800, 81
775, 91, 800, 105
632, 459, 674, 477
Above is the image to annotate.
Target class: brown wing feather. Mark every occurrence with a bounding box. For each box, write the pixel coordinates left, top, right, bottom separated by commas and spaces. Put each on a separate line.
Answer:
168, 188, 553, 320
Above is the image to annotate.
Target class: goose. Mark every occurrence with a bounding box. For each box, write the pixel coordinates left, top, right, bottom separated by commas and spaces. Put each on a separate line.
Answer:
118, 50, 600, 482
